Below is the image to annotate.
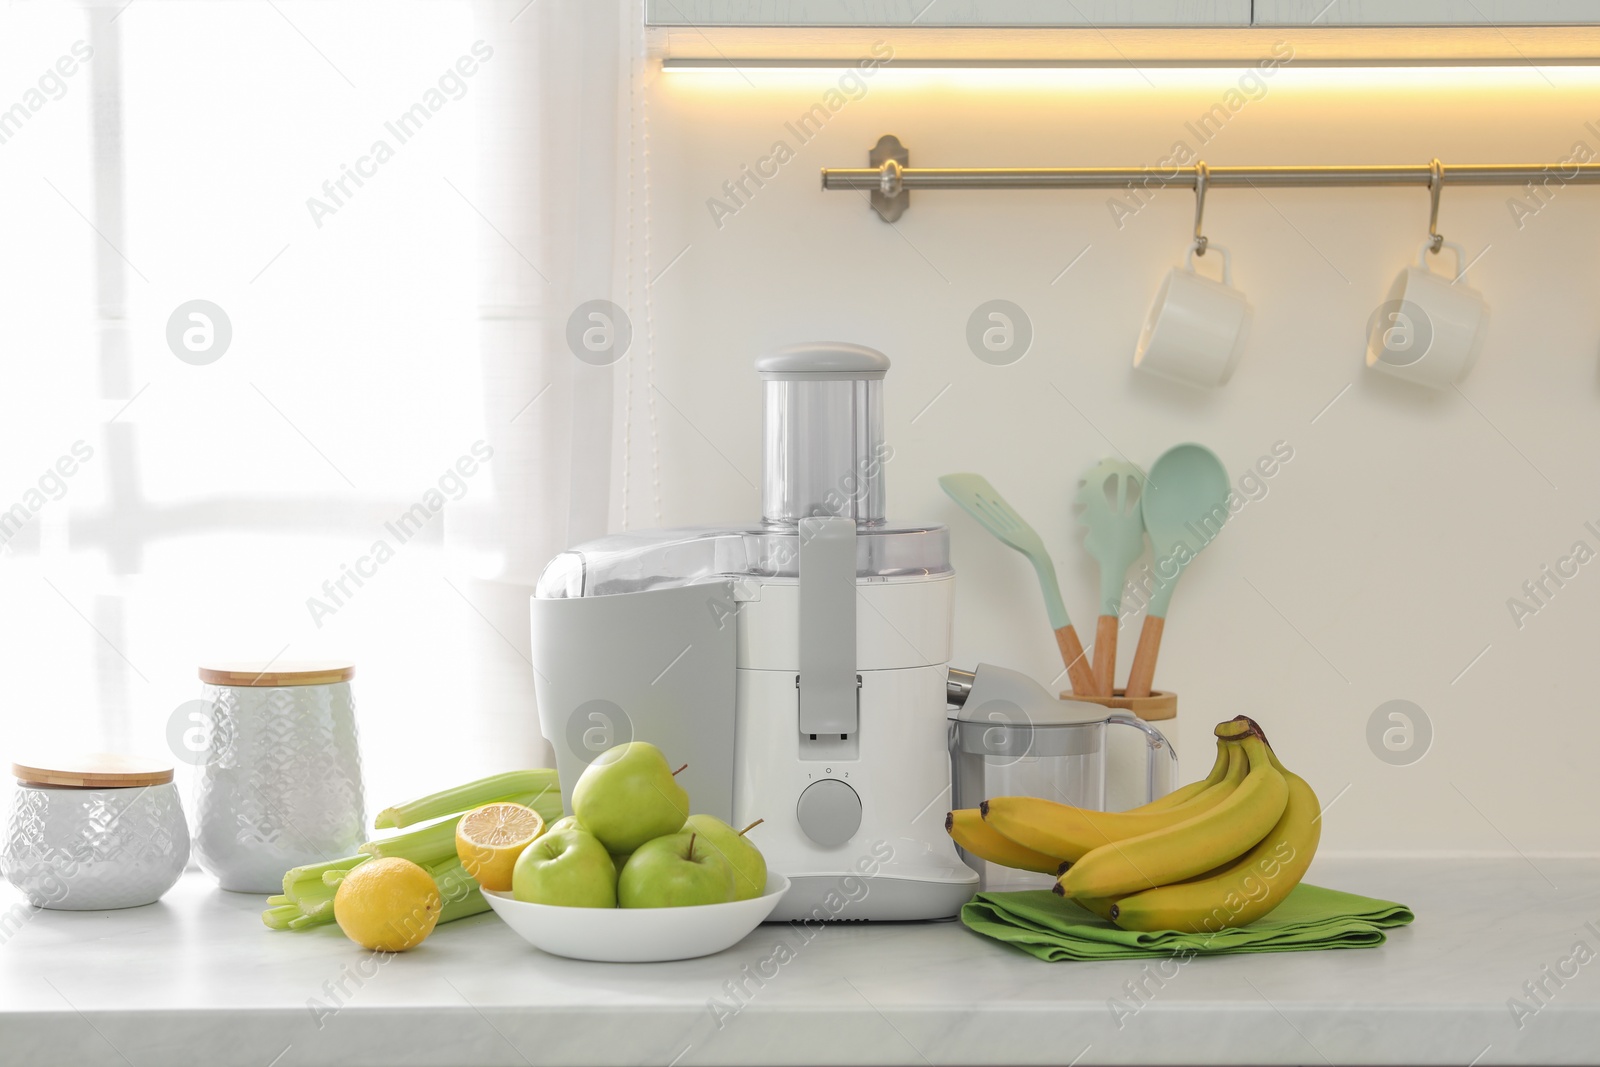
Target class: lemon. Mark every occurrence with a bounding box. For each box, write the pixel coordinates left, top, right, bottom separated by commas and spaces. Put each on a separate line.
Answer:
455, 802, 546, 892
333, 858, 441, 952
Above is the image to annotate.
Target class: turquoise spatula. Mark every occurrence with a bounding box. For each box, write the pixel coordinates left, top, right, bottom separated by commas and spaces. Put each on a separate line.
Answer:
939, 473, 1098, 696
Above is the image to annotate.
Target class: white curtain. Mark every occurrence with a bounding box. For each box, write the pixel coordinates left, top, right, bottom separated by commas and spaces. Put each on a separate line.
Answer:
0, 0, 638, 814
450, 0, 642, 771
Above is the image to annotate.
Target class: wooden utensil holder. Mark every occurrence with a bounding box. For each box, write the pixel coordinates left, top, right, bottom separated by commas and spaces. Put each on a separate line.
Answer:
1057, 688, 1177, 722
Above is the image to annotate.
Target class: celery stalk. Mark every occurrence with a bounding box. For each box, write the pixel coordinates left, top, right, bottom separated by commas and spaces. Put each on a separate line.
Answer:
523, 785, 565, 826
265, 896, 339, 931
282, 857, 364, 924
295, 884, 338, 917
428, 856, 491, 923
282, 855, 367, 898
360, 816, 461, 866
441, 893, 489, 924
322, 870, 350, 888
265, 894, 292, 907
373, 769, 560, 829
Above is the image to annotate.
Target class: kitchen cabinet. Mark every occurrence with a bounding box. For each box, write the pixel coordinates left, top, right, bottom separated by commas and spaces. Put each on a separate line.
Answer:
646, 0, 1600, 26
644, 1, 1252, 27
646, 0, 1600, 27
648, 0, 1600, 65
1254, 0, 1600, 23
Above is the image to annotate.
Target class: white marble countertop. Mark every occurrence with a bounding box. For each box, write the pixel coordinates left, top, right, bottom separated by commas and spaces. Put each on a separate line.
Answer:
0, 858, 1595, 1067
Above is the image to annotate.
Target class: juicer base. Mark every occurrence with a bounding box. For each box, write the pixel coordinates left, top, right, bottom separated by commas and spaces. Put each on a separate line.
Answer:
767, 869, 978, 924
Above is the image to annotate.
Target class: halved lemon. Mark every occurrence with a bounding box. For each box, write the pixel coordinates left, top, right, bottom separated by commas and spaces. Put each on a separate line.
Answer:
455, 802, 545, 891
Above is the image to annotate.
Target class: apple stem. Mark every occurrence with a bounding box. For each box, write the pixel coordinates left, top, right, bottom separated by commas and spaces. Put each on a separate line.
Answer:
672, 763, 688, 776
739, 819, 765, 837
687, 832, 697, 857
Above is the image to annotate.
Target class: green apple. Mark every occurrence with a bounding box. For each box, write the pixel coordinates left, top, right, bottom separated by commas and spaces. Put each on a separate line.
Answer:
544, 815, 582, 835
572, 741, 689, 853
618, 831, 735, 908
685, 815, 767, 901
511, 827, 617, 907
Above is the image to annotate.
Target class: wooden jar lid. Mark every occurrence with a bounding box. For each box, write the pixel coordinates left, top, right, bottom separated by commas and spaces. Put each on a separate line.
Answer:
198, 661, 355, 687
13, 753, 175, 788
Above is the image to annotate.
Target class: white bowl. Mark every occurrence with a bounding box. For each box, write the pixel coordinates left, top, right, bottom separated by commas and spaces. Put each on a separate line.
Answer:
482, 874, 791, 963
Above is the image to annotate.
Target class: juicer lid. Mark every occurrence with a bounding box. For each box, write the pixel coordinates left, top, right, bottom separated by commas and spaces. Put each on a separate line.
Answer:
534, 524, 951, 599
757, 342, 890, 381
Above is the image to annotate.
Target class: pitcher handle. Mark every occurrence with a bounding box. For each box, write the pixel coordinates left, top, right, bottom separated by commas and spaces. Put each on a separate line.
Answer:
1106, 712, 1179, 806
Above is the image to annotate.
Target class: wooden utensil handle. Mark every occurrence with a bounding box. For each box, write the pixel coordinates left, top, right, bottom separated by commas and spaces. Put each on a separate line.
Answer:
1092, 614, 1118, 697
1124, 615, 1166, 698
1054, 624, 1099, 697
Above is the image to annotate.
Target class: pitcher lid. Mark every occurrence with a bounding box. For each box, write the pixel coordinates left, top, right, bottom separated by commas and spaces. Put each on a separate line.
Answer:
952, 699, 1110, 727
949, 663, 1111, 725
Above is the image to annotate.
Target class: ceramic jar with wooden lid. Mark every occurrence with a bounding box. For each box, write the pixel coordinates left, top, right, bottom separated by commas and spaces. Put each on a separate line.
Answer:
2, 754, 190, 910
193, 661, 365, 893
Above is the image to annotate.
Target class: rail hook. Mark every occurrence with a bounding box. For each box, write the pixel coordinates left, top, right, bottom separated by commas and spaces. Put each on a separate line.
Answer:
1427, 158, 1445, 254
1192, 161, 1210, 256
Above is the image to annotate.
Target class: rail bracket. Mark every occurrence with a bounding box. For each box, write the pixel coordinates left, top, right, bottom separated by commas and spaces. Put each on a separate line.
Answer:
869, 134, 909, 223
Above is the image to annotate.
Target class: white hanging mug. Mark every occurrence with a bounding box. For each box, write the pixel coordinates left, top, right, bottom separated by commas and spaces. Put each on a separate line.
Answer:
1133, 242, 1253, 389
1366, 239, 1488, 390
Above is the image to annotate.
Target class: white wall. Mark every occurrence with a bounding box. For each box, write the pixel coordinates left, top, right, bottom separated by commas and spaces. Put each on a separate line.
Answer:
625, 57, 1600, 856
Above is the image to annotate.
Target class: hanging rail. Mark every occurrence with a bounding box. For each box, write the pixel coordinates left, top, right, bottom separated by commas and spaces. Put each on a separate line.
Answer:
822, 161, 1600, 190
821, 136, 1600, 222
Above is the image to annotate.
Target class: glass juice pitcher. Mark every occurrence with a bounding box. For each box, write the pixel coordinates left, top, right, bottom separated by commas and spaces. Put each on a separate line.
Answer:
948, 664, 1178, 891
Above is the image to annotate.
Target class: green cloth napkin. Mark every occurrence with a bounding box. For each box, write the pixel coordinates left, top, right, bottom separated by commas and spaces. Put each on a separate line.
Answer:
961, 883, 1414, 961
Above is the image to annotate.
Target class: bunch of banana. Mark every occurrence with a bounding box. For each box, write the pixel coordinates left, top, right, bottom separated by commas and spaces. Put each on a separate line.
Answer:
947, 715, 1320, 934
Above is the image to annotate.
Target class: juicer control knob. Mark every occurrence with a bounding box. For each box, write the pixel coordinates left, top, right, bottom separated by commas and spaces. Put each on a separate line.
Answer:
796, 779, 861, 848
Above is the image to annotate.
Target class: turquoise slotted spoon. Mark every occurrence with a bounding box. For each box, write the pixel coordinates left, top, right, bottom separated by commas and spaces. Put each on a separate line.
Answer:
939, 473, 1098, 696
1074, 459, 1148, 696
1125, 444, 1231, 697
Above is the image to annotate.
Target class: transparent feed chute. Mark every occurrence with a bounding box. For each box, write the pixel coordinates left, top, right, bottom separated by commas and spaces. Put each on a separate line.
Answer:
536, 343, 949, 600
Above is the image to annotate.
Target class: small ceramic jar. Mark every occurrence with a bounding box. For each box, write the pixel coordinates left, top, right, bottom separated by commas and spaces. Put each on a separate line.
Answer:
2, 755, 190, 910
193, 661, 366, 893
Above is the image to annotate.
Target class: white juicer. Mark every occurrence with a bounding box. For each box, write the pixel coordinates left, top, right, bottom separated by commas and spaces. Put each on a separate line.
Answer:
530, 343, 977, 921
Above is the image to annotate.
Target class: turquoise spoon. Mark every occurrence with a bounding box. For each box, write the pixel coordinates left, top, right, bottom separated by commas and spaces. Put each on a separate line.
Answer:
1125, 444, 1230, 697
